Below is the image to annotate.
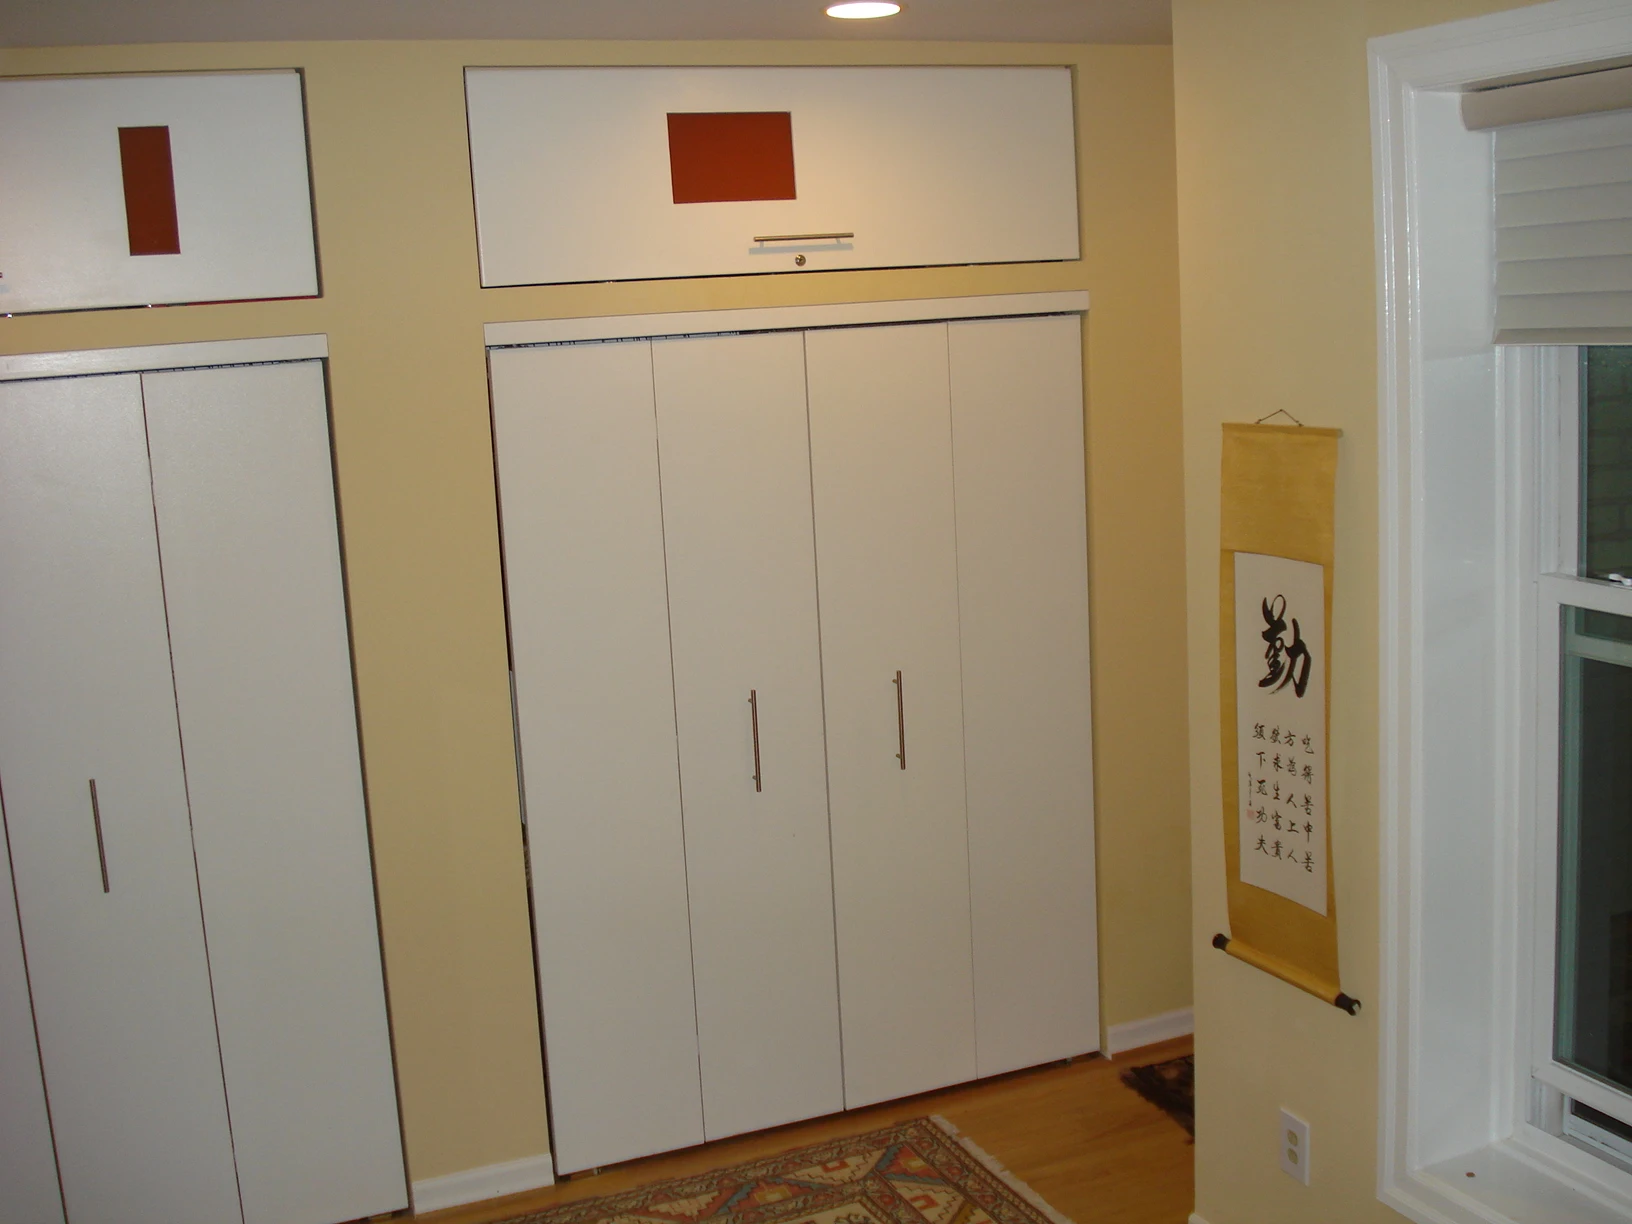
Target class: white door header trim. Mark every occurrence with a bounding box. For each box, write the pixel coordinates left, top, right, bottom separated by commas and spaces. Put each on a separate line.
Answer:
0, 334, 328, 382
483, 293, 1089, 348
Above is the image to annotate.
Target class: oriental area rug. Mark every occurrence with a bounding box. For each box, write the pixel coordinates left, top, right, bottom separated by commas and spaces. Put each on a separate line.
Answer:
490, 1117, 1074, 1224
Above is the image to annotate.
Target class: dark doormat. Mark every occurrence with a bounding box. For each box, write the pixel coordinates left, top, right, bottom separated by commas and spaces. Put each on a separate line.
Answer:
1119, 1054, 1194, 1139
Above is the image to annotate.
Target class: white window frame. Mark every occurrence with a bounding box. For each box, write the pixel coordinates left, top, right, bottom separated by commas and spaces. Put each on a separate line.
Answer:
1375, 5, 1632, 1224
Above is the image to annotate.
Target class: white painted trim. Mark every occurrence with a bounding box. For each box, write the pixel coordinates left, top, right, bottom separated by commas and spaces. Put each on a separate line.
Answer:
409, 1152, 555, 1214
1372, 5, 1632, 1224
1189, 1215, 1211, 1224
1369, 2, 1632, 91
0, 334, 328, 381
1104, 1007, 1193, 1058
482, 292, 1089, 347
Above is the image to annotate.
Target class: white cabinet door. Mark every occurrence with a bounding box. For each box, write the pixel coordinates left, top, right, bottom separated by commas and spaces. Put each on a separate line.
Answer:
491, 342, 705, 1173
0, 72, 318, 314
0, 836, 63, 1224
651, 332, 843, 1140
0, 374, 241, 1224
948, 317, 1100, 1076
466, 67, 1078, 286
805, 323, 977, 1109
143, 362, 407, 1224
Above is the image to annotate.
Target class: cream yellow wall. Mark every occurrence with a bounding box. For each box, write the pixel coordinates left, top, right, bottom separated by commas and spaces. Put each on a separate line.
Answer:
1170, 3, 1533, 1222
0, 38, 1187, 1182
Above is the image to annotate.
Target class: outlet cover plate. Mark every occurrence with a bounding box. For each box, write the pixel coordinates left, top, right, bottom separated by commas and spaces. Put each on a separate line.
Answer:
1280, 1108, 1310, 1184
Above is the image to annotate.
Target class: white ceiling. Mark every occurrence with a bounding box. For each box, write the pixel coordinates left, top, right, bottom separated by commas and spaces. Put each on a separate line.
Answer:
0, 0, 1171, 50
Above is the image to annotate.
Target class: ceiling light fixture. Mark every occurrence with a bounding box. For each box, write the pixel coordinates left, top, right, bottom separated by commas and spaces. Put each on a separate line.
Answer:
825, 2, 903, 19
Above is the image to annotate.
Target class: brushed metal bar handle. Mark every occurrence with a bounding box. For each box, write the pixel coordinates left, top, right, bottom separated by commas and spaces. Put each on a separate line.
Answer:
893, 671, 906, 771
88, 779, 109, 893
749, 690, 763, 793
752, 232, 855, 244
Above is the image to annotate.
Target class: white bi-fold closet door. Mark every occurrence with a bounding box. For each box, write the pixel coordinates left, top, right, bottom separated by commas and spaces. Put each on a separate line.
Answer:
491, 297, 1099, 1175
650, 333, 845, 1140
492, 341, 706, 1172
801, 316, 1099, 1101
949, 316, 1099, 1079
0, 352, 405, 1224
492, 332, 844, 1176
0, 371, 238, 1224
803, 323, 977, 1107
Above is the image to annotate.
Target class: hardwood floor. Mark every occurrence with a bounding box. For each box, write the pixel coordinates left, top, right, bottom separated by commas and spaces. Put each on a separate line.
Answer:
414, 1037, 1194, 1224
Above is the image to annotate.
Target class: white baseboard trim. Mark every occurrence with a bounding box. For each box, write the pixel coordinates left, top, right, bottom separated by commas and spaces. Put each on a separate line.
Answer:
1104, 1006, 1194, 1057
1189, 1214, 1211, 1224
411, 1152, 555, 1213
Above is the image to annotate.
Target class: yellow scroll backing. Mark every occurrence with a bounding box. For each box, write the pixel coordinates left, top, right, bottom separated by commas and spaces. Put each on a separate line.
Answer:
1218, 423, 1355, 1013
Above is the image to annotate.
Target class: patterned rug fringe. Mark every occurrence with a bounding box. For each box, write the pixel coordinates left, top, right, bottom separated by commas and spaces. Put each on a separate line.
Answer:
929, 1116, 1078, 1224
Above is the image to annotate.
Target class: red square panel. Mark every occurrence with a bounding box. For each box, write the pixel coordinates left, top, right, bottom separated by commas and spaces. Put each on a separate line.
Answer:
118, 126, 181, 256
667, 112, 796, 205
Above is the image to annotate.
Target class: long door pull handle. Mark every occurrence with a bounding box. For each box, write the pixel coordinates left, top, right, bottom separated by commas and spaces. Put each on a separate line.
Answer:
893, 671, 906, 770
89, 779, 110, 893
749, 690, 763, 793
752, 232, 855, 244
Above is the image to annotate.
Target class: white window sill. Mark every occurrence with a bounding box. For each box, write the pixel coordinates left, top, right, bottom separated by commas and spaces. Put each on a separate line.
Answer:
1388, 1140, 1632, 1224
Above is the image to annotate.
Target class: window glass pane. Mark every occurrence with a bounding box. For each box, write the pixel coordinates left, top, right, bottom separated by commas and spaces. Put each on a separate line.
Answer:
1582, 608, 1632, 646
1581, 347, 1632, 580
1574, 1098, 1632, 1146
1566, 1099, 1632, 1170
1557, 605, 1632, 1095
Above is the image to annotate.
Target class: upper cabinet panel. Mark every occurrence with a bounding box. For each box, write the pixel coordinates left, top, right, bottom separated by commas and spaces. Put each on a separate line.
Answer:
465, 66, 1080, 285
0, 72, 318, 314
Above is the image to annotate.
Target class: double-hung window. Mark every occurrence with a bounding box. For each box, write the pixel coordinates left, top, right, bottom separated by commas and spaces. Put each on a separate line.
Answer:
1535, 348, 1632, 1175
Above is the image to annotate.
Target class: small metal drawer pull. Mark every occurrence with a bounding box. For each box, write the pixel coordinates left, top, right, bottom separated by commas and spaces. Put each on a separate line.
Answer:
752, 232, 855, 244
89, 779, 110, 893
749, 690, 763, 793
893, 671, 906, 771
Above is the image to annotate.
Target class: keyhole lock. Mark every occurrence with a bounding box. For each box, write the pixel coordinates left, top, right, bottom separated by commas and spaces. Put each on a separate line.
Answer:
794, 254, 807, 267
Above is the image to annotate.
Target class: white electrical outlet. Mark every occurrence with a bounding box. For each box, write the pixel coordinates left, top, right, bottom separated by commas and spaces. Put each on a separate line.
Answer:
1280, 1109, 1311, 1184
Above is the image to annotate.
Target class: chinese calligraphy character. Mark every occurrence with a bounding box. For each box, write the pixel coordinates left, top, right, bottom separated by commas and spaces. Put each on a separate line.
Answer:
1259, 595, 1312, 697
1253, 723, 1267, 740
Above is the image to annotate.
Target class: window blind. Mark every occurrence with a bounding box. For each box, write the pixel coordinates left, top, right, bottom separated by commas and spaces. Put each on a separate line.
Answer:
1495, 108, 1632, 343
1464, 63, 1632, 131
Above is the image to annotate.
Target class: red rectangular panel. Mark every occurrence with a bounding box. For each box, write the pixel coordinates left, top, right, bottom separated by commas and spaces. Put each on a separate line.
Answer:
119, 126, 181, 256
667, 112, 796, 205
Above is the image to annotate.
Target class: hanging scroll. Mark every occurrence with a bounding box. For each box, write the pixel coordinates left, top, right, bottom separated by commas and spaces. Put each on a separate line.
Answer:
1215, 423, 1358, 1014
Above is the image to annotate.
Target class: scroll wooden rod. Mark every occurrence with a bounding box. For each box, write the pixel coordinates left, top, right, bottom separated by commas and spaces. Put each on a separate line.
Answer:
1212, 933, 1361, 1016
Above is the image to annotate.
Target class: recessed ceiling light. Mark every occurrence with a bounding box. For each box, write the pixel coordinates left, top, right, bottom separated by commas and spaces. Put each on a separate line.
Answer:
826, 2, 903, 19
